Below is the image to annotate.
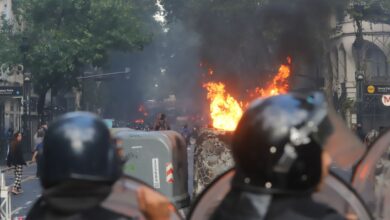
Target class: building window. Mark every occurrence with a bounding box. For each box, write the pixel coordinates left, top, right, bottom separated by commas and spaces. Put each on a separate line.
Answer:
366, 48, 387, 77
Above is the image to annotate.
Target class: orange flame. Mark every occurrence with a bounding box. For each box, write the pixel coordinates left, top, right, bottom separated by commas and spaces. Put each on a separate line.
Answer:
208, 68, 214, 75
138, 105, 148, 117
255, 56, 291, 97
203, 82, 243, 131
204, 57, 292, 131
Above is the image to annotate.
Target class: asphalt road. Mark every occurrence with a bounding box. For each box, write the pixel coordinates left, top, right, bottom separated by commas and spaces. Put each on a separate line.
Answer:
2, 163, 41, 219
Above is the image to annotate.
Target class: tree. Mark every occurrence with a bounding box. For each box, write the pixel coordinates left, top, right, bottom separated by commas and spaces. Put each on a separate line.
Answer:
349, 0, 390, 24
0, 0, 157, 119
0, 14, 23, 70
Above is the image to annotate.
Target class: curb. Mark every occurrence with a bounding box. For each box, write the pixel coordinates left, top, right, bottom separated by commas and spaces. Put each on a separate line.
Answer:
0, 161, 35, 173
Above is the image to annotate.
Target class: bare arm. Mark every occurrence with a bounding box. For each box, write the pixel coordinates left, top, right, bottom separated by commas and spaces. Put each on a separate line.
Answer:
137, 186, 173, 220
32, 151, 38, 162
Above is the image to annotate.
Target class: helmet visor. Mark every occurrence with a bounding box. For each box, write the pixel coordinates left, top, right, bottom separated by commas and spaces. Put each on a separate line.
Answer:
315, 108, 366, 169
293, 92, 366, 169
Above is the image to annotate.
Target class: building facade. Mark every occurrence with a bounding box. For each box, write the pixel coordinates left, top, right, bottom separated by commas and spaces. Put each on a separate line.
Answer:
0, 0, 39, 156
329, 15, 390, 132
0, 0, 15, 22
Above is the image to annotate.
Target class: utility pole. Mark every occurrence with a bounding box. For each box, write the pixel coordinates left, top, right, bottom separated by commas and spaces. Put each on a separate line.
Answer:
352, 2, 366, 127
20, 37, 31, 153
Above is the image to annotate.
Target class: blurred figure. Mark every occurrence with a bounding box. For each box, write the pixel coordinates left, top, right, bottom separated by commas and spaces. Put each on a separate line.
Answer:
6, 132, 26, 195
5, 127, 14, 158
41, 122, 48, 132
153, 113, 170, 131
364, 129, 379, 147
180, 124, 191, 145
356, 123, 365, 141
6, 127, 14, 142
32, 128, 45, 177
191, 126, 199, 141
211, 92, 344, 220
27, 112, 172, 220
33, 126, 45, 152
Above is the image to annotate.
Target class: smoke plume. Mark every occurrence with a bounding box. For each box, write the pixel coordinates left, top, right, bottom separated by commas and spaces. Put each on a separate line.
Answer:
99, 0, 347, 121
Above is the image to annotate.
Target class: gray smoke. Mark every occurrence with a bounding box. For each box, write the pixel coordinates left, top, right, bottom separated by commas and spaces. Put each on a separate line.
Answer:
99, 0, 347, 121
180, 0, 347, 92
101, 20, 202, 121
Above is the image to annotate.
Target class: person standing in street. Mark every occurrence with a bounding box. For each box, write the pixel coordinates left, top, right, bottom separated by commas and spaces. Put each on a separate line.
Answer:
33, 126, 45, 153
32, 128, 45, 177
6, 127, 13, 142
180, 124, 191, 145
153, 113, 170, 131
6, 132, 26, 195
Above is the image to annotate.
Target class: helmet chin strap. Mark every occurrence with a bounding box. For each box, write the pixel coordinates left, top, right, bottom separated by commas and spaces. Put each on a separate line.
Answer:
273, 143, 298, 173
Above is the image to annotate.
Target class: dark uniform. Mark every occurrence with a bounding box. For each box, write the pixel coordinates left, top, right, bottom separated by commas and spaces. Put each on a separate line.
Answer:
154, 113, 170, 131
213, 183, 344, 220
28, 194, 134, 220
211, 92, 345, 220
26, 112, 133, 220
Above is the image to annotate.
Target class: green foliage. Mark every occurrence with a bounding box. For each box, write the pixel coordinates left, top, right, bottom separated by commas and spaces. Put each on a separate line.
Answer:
1, 0, 156, 107
349, 0, 390, 24
0, 16, 21, 66
341, 97, 356, 115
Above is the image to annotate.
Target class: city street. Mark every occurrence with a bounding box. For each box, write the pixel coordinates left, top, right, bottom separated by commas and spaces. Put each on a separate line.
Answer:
0, 0, 389, 219
2, 163, 41, 219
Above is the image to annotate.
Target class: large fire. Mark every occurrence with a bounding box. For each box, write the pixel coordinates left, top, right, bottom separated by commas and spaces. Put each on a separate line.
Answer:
203, 82, 243, 131
255, 56, 291, 97
204, 57, 292, 131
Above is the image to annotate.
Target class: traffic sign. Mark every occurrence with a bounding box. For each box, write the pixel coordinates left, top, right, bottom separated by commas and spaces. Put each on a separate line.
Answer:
382, 95, 390, 106
0, 86, 22, 96
365, 85, 390, 95
367, 85, 375, 94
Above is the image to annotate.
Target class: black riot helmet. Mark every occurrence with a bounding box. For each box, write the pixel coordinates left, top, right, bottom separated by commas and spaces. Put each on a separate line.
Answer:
232, 92, 362, 194
39, 112, 122, 188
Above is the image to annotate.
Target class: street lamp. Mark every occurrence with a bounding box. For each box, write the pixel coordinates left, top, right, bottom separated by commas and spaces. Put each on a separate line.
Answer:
20, 37, 30, 152
356, 70, 365, 126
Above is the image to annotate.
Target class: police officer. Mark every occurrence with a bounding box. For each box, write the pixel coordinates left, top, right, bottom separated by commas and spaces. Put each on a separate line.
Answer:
27, 112, 172, 220
211, 92, 346, 220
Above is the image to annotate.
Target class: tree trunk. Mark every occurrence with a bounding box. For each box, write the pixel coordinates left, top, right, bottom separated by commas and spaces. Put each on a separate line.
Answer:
353, 18, 364, 70
353, 18, 364, 126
